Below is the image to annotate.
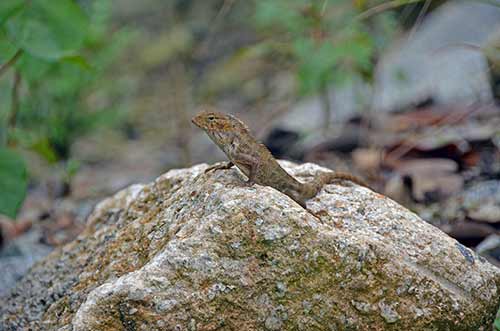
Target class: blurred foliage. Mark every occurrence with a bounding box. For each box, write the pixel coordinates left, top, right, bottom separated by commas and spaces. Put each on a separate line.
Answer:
0, 0, 130, 218
0, 148, 27, 218
254, 0, 398, 96
249, 0, 401, 133
256, 0, 396, 94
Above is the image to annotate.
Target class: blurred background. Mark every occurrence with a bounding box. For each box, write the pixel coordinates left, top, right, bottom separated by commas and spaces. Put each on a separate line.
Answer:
1, 0, 500, 297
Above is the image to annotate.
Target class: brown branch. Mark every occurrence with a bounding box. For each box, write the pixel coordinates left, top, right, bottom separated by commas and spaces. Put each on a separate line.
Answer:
408, 0, 431, 39
9, 70, 21, 128
0, 50, 22, 78
356, 0, 426, 20
194, 0, 236, 57
383, 103, 490, 163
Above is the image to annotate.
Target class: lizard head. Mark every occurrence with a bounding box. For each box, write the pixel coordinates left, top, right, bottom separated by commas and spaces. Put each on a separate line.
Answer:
192, 109, 261, 166
192, 110, 249, 136
192, 110, 231, 132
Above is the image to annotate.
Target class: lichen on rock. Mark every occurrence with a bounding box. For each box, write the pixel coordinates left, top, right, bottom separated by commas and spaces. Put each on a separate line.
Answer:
1, 161, 499, 331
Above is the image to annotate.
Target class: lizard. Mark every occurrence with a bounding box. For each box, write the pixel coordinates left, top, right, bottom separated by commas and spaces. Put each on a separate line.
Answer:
192, 109, 372, 209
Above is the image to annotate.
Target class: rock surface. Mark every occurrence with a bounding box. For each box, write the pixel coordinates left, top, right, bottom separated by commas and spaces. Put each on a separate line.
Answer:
1, 161, 499, 330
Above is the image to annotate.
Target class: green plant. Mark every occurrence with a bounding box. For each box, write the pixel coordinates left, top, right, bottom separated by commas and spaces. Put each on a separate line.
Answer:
0, 0, 129, 218
0, 148, 27, 218
495, 307, 500, 331
253, 0, 398, 129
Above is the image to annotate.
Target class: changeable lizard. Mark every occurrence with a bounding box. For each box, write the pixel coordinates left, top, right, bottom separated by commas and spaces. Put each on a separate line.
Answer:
192, 110, 371, 208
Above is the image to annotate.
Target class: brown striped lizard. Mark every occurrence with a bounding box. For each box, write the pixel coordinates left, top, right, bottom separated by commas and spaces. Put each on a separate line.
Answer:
192, 110, 371, 209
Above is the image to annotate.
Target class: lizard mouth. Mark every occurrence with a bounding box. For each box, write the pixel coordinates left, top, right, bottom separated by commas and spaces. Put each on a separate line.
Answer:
191, 116, 201, 128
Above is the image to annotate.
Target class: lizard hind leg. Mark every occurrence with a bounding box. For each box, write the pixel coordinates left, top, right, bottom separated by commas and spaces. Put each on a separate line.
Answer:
296, 198, 307, 209
289, 192, 322, 219
286, 190, 307, 208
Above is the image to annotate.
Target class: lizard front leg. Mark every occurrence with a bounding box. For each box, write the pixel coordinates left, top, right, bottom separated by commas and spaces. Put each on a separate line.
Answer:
204, 161, 234, 173
232, 153, 260, 185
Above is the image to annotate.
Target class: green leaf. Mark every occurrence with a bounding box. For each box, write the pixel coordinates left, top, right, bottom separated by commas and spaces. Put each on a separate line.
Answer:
494, 311, 500, 331
61, 54, 92, 71
0, 0, 25, 26
44, 60, 89, 96
65, 158, 80, 179
294, 39, 338, 94
255, 1, 306, 35
0, 27, 17, 62
0, 148, 27, 218
31, 138, 58, 163
5, 0, 89, 60
15, 52, 52, 83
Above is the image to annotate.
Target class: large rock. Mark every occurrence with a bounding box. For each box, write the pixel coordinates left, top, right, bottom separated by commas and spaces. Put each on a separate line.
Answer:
1, 161, 499, 330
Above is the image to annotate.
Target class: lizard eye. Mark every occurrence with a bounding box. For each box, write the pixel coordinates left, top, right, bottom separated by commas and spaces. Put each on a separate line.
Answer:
207, 115, 215, 121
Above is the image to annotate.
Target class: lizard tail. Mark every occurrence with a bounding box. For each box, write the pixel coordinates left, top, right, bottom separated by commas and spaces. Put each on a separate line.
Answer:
324, 171, 370, 188
301, 171, 371, 199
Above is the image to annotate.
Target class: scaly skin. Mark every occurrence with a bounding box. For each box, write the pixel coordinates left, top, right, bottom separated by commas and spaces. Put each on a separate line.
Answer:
192, 109, 371, 208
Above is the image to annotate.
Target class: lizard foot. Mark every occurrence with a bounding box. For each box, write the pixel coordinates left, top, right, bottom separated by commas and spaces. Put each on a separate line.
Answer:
242, 178, 256, 187
305, 207, 323, 220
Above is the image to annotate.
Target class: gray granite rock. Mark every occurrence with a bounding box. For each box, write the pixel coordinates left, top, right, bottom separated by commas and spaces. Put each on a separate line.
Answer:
1, 162, 499, 330
0, 231, 53, 298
